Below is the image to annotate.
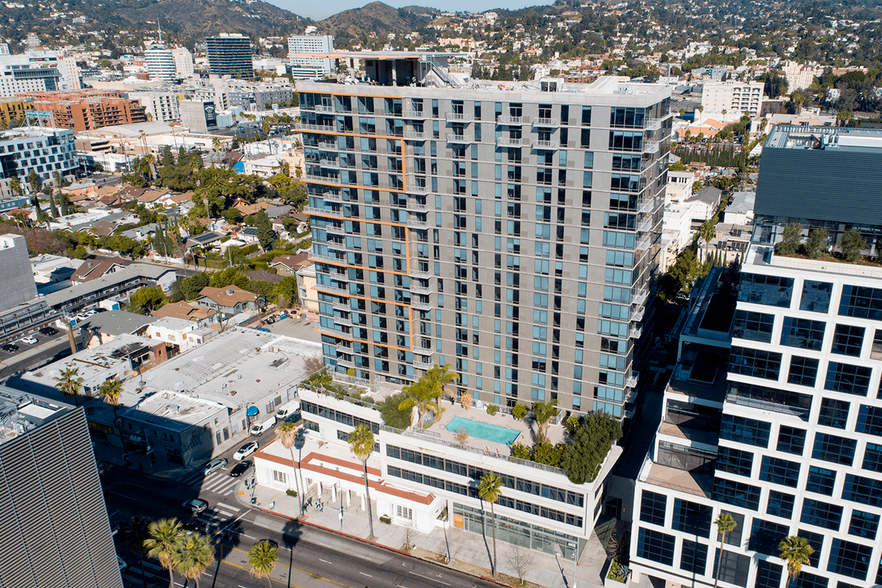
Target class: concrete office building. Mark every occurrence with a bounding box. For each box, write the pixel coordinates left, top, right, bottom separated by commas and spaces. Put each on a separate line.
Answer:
206, 34, 253, 79
0, 126, 78, 186
0, 234, 37, 313
0, 386, 123, 588
180, 99, 217, 133
132, 90, 181, 123
288, 35, 334, 79
629, 125, 882, 588
144, 45, 177, 82
172, 47, 194, 79
299, 54, 671, 418
700, 81, 765, 118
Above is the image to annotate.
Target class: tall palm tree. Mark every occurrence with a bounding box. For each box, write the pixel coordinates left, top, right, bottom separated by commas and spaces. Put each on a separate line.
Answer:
531, 399, 559, 443
478, 472, 503, 579
119, 516, 150, 588
713, 512, 737, 588
398, 378, 435, 427
349, 423, 376, 540
99, 377, 128, 458
276, 421, 304, 514
174, 532, 215, 588
779, 536, 814, 586
427, 363, 459, 419
144, 517, 185, 588
248, 540, 279, 587
54, 366, 83, 406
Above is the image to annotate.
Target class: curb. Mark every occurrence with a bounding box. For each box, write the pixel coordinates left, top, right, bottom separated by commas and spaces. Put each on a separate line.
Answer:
253, 504, 523, 588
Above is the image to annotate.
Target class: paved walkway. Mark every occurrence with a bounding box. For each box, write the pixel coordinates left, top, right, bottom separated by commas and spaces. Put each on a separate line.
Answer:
235, 479, 635, 588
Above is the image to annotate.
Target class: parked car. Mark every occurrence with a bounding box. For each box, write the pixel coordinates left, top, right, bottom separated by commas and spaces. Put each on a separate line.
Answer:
203, 458, 228, 474
39, 326, 57, 336
258, 539, 279, 549
1, 343, 19, 353
277, 312, 288, 320
233, 441, 259, 460
229, 460, 252, 477
182, 498, 209, 515
20, 335, 37, 344
256, 327, 271, 333
265, 316, 275, 324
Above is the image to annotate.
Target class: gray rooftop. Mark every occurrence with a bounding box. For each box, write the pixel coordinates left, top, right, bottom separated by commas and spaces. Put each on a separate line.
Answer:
75, 309, 157, 337
0, 385, 72, 446
687, 185, 723, 206
726, 191, 755, 216
765, 124, 882, 153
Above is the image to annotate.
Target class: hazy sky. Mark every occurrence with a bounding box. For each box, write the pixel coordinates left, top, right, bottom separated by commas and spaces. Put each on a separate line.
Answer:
271, 0, 551, 21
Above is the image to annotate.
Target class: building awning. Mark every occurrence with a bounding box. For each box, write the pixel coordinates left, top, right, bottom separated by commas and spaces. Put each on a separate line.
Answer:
246, 406, 259, 417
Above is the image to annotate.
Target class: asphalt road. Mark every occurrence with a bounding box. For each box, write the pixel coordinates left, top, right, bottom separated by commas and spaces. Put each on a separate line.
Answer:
0, 329, 71, 379
101, 459, 497, 588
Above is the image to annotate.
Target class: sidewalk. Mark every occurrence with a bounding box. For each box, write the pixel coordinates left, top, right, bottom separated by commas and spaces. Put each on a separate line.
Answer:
236, 479, 644, 588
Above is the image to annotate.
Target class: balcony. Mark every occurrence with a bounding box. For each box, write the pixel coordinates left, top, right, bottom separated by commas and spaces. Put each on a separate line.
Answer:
446, 112, 472, 122
413, 359, 434, 370
632, 288, 648, 306
532, 117, 559, 127
403, 131, 427, 140
637, 217, 653, 234
333, 315, 352, 327
629, 325, 643, 339
316, 324, 347, 337
336, 356, 354, 368
411, 300, 432, 311
638, 197, 655, 214
304, 205, 342, 218
635, 234, 651, 251
643, 141, 660, 155
531, 140, 559, 150
297, 123, 336, 133
407, 184, 430, 195
331, 301, 349, 312
644, 118, 662, 131
335, 342, 350, 352
323, 192, 343, 202
308, 251, 346, 265
403, 110, 426, 118
406, 202, 428, 212
496, 116, 523, 125
303, 174, 338, 184
315, 105, 334, 113
409, 267, 431, 279
626, 371, 639, 388
632, 306, 645, 322
411, 284, 431, 295
407, 219, 429, 230
446, 134, 472, 144
496, 137, 523, 147
315, 283, 349, 296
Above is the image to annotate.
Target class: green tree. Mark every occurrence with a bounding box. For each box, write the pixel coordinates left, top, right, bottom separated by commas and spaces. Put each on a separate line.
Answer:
560, 412, 623, 484
426, 363, 458, 420
255, 210, 275, 250
130, 286, 167, 314
531, 399, 558, 443
778, 536, 814, 585
398, 378, 435, 427
478, 472, 503, 579
804, 228, 829, 259
98, 377, 122, 406
54, 366, 83, 406
510, 442, 532, 460
712, 513, 737, 588
840, 228, 866, 262
349, 424, 376, 540
378, 392, 414, 429
248, 540, 279, 587
173, 532, 215, 588
777, 222, 803, 256
274, 275, 299, 308
511, 403, 527, 421
119, 516, 151, 588
276, 421, 304, 515
144, 518, 185, 588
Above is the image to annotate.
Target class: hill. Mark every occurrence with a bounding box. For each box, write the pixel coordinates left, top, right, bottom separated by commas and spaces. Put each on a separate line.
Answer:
317, 1, 435, 44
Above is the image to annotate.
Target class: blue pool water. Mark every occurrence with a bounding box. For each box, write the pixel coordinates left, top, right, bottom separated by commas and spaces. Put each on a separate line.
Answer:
445, 416, 521, 445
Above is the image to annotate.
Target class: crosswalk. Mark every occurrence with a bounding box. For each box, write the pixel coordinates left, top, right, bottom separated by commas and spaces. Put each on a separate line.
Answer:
122, 558, 166, 587
179, 469, 245, 495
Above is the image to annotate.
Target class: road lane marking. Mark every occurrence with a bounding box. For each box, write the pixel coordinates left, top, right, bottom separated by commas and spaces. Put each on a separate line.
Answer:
360, 572, 372, 577
221, 543, 350, 587
217, 501, 241, 511
319, 558, 333, 564
409, 571, 450, 586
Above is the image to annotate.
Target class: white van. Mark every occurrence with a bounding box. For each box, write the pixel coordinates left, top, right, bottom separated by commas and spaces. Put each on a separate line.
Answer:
276, 400, 299, 419
249, 415, 276, 436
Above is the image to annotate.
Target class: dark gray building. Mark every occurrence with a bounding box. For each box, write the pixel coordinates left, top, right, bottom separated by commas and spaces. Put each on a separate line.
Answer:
0, 234, 37, 313
205, 34, 253, 79
0, 386, 123, 588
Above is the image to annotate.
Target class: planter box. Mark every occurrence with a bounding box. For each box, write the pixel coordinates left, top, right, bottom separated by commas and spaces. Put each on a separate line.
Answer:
603, 559, 630, 587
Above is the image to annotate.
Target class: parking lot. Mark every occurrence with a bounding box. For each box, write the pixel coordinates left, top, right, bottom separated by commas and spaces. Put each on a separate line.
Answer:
254, 314, 321, 343
0, 325, 64, 360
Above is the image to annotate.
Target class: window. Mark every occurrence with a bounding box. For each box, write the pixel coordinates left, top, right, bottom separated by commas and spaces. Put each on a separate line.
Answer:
832, 324, 865, 356
720, 414, 771, 448
798, 529, 824, 567
825, 362, 872, 396
729, 347, 781, 380
839, 284, 882, 321
843, 474, 882, 507
812, 432, 856, 465
856, 405, 882, 437
777, 426, 806, 455
396, 505, 413, 520
788, 356, 819, 388
713, 478, 761, 510
780, 317, 826, 350
640, 490, 666, 526
749, 519, 790, 555
767, 490, 796, 518
871, 329, 882, 360
818, 398, 849, 429
732, 310, 774, 343
636, 528, 674, 566
679, 539, 707, 575
801, 498, 843, 530
760, 456, 800, 487
800, 280, 833, 313
863, 442, 882, 472
738, 273, 793, 307
755, 560, 784, 588
272, 470, 287, 483
672, 498, 712, 538
793, 571, 829, 588
727, 382, 812, 420
717, 446, 753, 476
806, 466, 836, 496
714, 549, 750, 587
848, 510, 879, 540
827, 538, 872, 581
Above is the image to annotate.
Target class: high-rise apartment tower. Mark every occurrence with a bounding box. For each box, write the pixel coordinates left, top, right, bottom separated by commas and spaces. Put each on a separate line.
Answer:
205, 34, 253, 79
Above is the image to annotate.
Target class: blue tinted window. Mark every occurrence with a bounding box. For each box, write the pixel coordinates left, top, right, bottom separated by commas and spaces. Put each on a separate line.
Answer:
738, 273, 794, 307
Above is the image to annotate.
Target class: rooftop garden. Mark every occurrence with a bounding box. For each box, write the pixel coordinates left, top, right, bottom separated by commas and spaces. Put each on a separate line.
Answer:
776, 223, 882, 267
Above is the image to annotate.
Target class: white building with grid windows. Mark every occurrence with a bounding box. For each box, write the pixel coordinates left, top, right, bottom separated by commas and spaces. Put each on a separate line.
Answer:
288, 35, 334, 79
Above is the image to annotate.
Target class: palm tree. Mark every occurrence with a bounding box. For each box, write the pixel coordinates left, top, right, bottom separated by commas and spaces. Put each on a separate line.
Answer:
427, 363, 458, 419
174, 532, 215, 588
276, 421, 304, 515
144, 517, 185, 588
531, 399, 559, 443
248, 540, 279, 587
398, 378, 435, 427
99, 377, 128, 460
779, 536, 814, 586
349, 423, 376, 540
478, 472, 503, 579
54, 366, 83, 406
119, 516, 150, 588
712, 512, 737, 588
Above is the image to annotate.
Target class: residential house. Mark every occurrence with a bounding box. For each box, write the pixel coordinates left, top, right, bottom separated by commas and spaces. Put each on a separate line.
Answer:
75, 309, 157, 349
70, 256, 131, 285
145, 317, 215, 353
235, 201, 271, 216
186, 231, 223, 250
151, 301, 219, 327
296, 261, 318, 313
137, 189, 172, 209
237, 227, 259, 245
196, 285, 265, 315
723, 191, 755, 226
265, 205, 292, 219
245, 269, 284, 284
121, 222, 159, 241
685, 186, 723, 224
269, 252, 309, 276
666, 170, 696, 204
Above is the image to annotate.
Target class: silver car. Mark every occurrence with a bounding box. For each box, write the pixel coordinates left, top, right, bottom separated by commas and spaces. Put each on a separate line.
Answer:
203, 457, 227, 474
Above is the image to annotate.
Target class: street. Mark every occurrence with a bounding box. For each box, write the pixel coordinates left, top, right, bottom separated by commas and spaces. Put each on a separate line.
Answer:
100, 436, 498, 588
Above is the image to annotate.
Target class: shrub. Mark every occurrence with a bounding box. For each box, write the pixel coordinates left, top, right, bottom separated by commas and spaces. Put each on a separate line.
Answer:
511, 403, 527, 421
560, 412, 623, 484
607, 560, 628, 583
841, 228, 866, 262
804, 228, 828, 259
379, 515, 392, 524
776, 222, 803, 256
486, 404, 498, 416
286, 489, 298, 497
510, 442, 532, 460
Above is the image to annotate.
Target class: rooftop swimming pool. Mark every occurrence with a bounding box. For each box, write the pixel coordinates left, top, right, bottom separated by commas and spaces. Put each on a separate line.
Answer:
445, 416, 521, 446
